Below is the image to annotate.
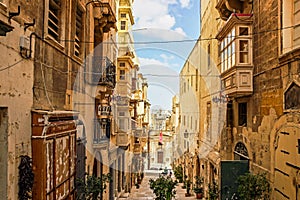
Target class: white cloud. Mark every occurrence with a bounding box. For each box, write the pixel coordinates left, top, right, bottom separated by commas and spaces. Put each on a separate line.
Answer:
174, 27, 187, 37
179, 0, 191, 8
133, 0, 187, 36
139, 57, 166, 67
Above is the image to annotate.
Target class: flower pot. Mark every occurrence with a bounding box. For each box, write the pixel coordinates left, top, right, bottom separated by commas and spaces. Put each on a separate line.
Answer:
196, 193, 203, 199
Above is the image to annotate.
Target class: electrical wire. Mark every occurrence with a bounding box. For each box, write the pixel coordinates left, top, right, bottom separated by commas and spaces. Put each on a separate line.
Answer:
0, 59, 25, 72
27, 24, 300, 45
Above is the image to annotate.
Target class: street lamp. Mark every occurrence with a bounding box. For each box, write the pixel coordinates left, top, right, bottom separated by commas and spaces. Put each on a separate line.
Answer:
184, 129, 189, 138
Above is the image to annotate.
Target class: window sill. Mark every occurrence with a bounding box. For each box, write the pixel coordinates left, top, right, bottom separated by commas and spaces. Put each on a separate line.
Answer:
45, 35, 65, 52
0, 2, 7, 12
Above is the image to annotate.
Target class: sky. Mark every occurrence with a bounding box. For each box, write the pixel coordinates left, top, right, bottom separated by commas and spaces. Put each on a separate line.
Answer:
132, 0, 200, 110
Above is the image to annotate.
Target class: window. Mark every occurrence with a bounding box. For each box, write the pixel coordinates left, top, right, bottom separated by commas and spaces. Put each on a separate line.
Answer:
75, 4, 84, 57
226, 101, 233, 127
48, 0, 62, 41
220, 26, 252, 73
121, 21, 126, 30
119, 62, 125, 67
220, 28, 235, 72
208, 43, 211, 69
119, 111, 125, 116
119, 70, 125, 80
238, 102, 247, 126
294, 0, 300, 47
120, 13, 126, 18
118, 119, 125, 131
196, 69, 198, 91
239, 40, 249, 63
207, 102, 211, 140
157, 152, 163, 163
298, 139, 300, 154
281, 0, 300, 53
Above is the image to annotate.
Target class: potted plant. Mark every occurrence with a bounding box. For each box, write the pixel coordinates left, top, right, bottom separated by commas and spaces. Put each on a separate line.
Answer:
185, 179, 192, 197
76, 173, 111, 200
193, 176, 204, 199
149, 175, 177, 200
208, 181, 219, 200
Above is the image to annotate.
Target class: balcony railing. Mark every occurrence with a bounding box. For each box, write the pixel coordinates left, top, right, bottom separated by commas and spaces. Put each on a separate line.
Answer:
92, 56, 116, 87
93, 119, 110, 145
116, 133, 129, 147
221, 66, 253, 98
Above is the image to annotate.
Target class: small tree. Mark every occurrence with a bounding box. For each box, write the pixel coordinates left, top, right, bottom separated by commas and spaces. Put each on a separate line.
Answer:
237, 172, 270, 200
149, 175, 177, 200
76, 174, 111, 200
173, 165, 183, 183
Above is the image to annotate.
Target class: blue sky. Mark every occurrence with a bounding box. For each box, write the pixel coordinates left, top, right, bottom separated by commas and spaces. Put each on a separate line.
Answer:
132, 0, 200, 110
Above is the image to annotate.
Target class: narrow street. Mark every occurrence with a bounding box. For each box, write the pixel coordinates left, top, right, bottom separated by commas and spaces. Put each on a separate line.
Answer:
120, 170, 197, 200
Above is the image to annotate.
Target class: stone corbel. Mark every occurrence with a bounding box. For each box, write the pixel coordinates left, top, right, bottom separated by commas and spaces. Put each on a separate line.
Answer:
225, 0, 243, 12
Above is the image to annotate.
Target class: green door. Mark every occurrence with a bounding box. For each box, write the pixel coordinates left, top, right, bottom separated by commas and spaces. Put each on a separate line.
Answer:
220, 160, 249, 200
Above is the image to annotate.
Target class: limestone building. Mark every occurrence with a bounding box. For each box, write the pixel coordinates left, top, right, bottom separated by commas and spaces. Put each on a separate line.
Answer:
175, 0, 300, 199
0, 0, 120, 199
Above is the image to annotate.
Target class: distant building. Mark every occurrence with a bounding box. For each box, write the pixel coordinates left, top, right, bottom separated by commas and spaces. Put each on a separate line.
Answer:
149, 109, 173, 169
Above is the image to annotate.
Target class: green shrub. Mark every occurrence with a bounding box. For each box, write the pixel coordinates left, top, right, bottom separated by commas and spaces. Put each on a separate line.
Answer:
149, 175, 178, 200
237, 172, 270, 200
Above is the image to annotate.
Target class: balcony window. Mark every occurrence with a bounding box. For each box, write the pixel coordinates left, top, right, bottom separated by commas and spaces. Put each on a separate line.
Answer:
94, 120, 107, 142
219, 25, 252, 73
120, 69, 125, 80
281, 0, 300, 53
120, 21, 126, 30
97, 105, 111, 117
119, 62, 125, 67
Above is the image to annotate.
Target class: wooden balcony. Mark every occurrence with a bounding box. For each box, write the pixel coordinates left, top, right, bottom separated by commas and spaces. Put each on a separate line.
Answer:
221, 65, 253, 98
117, 133, 129, 148
92, 56, 116, 87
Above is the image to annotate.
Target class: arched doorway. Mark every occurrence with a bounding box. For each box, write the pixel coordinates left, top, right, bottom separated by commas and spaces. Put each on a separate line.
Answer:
234, 142, 249, 160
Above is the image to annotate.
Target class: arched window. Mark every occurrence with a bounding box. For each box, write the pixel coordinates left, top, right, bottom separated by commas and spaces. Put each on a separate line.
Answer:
234, 142, 249, 160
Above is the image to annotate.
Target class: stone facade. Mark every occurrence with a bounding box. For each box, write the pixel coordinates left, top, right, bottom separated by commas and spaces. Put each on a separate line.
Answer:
174, 0, 300, 199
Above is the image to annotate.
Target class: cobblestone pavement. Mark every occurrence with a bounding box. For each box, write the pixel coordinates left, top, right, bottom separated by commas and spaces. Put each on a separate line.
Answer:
120, 171, 198, 200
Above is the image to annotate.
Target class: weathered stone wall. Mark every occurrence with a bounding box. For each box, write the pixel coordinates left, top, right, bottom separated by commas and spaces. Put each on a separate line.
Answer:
250, 0, 280, 174
0, 1, 35, 199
